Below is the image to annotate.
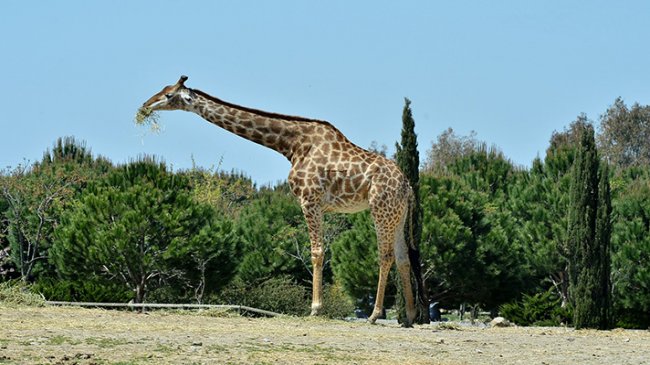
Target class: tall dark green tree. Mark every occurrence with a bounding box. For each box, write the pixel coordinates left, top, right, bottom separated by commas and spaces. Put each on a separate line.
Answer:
395, 97, 428, 324
594, 163, 612, 328
567, 122, 611, 329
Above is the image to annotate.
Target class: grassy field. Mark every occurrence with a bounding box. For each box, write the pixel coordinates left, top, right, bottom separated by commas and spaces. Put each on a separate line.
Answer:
1, 305, 649, 365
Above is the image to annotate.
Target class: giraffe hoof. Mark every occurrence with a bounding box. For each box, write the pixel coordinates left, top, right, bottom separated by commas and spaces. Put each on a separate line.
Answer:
368, 311, 381, 324
310, 304, 322, 316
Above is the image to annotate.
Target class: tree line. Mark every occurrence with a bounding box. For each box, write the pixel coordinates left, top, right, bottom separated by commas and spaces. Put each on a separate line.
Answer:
1, 97, 649, 328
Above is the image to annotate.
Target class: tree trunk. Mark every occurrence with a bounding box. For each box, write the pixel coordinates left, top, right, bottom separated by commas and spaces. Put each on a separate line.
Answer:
135, 280, 146, 304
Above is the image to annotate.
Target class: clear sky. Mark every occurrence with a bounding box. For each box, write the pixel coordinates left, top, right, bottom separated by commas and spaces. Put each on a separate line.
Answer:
2, 1, 649, 185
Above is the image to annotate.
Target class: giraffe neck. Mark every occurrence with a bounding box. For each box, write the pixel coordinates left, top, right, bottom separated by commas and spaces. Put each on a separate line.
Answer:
188, 89, 302, 159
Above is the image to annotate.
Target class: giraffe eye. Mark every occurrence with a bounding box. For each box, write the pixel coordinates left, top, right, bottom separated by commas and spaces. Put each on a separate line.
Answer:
165, 93, 173, 99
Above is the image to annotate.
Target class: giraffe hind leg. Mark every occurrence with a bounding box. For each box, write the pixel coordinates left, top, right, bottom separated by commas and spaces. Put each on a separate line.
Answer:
367, 203, 399, 324
394, 216, 416, 327
368, 247, 394, 324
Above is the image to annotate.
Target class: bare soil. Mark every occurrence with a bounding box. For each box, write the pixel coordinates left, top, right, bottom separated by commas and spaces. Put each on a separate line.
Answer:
1, 305, 648, 365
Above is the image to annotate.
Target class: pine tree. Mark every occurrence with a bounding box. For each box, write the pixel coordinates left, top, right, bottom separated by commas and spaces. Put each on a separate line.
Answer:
567, 122, 611, 329
395, 98, 429, 324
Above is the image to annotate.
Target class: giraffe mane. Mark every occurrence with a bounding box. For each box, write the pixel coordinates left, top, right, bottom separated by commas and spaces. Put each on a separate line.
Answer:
190, 88, 336, 127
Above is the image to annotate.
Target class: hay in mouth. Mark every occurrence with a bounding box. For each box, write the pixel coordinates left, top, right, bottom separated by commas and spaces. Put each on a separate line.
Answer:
134, 107, 161, 132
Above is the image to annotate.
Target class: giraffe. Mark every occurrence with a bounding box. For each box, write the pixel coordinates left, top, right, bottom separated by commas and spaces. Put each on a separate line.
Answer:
141, 76, 424, 326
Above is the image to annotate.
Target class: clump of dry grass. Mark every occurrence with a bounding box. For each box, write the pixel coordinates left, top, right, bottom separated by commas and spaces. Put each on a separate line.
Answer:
0, 280, 45, 307
433, 321, 462, 331
134, 107, 161, 132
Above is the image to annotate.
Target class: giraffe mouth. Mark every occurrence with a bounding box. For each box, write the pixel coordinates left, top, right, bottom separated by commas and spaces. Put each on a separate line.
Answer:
145, 99, 167, 110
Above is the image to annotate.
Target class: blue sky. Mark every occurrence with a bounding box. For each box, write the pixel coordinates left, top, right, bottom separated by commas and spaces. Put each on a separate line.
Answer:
2, 1, 649, 185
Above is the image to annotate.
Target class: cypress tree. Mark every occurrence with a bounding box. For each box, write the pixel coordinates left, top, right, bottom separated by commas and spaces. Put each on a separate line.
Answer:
395, 98, 429, 324
594, 163, 612, 329
567, 122, 611, 329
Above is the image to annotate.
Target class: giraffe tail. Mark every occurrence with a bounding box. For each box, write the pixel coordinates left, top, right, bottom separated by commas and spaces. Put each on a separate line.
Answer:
405, 188, 429, 323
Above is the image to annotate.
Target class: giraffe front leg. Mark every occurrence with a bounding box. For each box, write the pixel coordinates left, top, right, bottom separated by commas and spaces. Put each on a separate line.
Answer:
310, 245, 325, 316
301, 203, 324, 316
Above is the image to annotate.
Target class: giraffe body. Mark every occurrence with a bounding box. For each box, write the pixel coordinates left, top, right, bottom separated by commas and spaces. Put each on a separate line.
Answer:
142, 76, 418, 325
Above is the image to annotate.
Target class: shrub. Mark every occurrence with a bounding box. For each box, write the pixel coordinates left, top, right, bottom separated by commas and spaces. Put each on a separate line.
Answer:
214, 276, 310, 316
0, 280, 45, 307
320, 283, 355, 319
32, 279, 132, 303
499, 288, 571, 326
252, 277, 310, 316
612, 305, 650, 329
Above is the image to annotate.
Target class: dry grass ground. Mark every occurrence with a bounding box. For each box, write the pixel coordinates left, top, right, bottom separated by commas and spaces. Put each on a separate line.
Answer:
1, 305, 649, 365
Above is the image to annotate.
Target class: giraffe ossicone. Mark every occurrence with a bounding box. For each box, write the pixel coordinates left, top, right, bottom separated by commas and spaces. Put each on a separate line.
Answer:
141, 76, 423, 326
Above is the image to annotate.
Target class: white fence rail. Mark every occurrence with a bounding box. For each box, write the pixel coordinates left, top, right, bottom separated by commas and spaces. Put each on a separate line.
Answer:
45, 301, 281, 317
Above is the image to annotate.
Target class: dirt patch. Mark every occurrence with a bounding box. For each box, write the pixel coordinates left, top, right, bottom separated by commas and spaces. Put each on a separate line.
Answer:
1, 305, 648, 364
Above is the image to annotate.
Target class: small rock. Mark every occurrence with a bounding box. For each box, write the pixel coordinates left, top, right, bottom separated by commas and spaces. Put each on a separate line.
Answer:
623, 338, 630, 343
476, 349, 483, 354
489, 317, 512, 327
192, 342, 203, 347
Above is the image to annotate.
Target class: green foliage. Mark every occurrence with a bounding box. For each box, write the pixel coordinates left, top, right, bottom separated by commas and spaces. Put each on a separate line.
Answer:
234, 187, 313, 284
165, 214, 241, 303
214, 276, 310, 316
2, 95, 650, 332
0, 137, 107, 282
499, 288, 571, 326
420, 159, 530, 310
444, 144, 515, 196
183, 161, 256, 217
598, 97, 650, 169
330, 211, 389, 311
611, 171, 650, 328
51, 157, 237, 303
423, 128, 482, 174
506, 122, 586, 309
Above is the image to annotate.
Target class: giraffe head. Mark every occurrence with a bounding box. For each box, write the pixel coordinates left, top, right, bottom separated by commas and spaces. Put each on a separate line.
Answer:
142, 75, 196, 111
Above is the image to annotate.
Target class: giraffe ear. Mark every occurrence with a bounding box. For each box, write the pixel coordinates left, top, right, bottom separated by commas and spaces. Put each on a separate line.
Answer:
180, 88, 196, 105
